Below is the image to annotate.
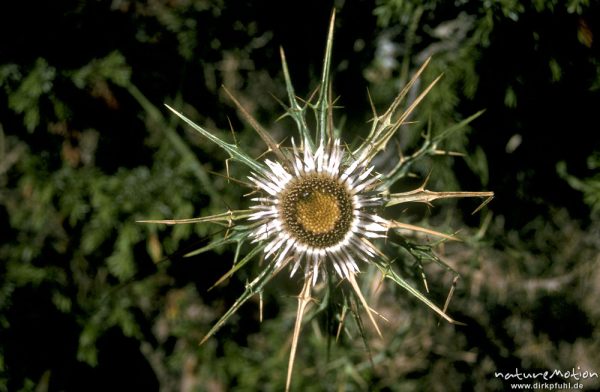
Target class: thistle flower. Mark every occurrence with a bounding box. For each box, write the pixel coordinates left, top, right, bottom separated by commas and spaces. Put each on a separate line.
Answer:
141, 11, 492, 391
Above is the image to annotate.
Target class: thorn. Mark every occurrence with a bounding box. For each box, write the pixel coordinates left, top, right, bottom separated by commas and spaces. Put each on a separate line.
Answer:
366, 87, 377, 120
438, 275, 460, 327
420, 171, 432, 190
286, 273, 313, 392
432, 149, 466, 157
472, 194, 494, 215
225, 159, 230, 184
226, 116, 238, 146
335, 306, 347, 342
259, 291, 263, 323
418, 262, 430, 293
347, 272, 382, 338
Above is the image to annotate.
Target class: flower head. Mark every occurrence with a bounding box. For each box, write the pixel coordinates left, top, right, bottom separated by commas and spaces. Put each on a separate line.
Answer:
248, 138, 387, 286
141, 11, 492, 391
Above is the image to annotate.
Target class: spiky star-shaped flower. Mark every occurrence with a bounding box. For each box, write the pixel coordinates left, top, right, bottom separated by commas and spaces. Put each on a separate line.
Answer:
141, 11, 492, 391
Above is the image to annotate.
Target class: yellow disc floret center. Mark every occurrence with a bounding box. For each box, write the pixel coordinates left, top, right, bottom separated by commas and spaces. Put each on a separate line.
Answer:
296, 190, 341, 234
279, 174, 354, 248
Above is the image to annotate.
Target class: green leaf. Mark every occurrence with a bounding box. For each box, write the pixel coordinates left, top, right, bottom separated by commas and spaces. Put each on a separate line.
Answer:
70, 51, 131, 89
165, 104, 265, 174
7, 58, 56, 132
200, 258, 282, 345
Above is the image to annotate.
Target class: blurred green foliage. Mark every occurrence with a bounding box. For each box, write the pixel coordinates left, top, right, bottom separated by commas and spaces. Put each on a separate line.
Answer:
558, 153, 600, 215
0, 1, 599, 391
